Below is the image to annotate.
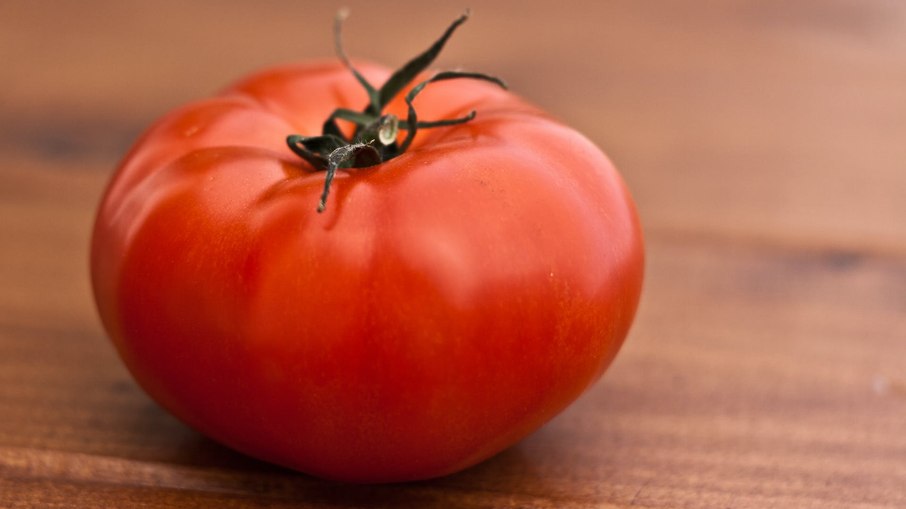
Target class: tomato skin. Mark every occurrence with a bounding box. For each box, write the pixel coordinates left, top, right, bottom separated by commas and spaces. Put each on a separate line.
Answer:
90, 60, 644, 482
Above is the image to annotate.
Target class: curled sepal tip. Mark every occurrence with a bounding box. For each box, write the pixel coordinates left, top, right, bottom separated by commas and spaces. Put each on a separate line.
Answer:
317, 143, 381, 212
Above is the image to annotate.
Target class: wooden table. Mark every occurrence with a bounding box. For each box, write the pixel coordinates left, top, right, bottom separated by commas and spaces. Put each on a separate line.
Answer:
2, 1, 905, 507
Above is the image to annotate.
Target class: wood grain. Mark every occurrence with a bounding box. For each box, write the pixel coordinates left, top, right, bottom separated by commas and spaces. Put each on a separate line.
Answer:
2, 0, 905, 507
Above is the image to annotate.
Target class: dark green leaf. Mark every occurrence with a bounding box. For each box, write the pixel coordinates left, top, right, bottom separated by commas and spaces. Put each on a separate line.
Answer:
374, 10, 470, 113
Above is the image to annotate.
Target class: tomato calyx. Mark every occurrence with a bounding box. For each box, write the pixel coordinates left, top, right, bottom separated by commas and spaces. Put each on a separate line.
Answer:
286, 9, 507, 212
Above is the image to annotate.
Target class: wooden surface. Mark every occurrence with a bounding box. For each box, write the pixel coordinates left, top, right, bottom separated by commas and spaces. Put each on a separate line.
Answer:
2, 1, 905, 507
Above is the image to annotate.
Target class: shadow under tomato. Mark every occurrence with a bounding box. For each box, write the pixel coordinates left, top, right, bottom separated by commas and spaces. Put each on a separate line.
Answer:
167, 429, 546, 508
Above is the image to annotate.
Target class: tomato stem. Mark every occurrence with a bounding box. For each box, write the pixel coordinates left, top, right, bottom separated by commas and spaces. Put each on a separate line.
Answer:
286, 10, 507, 212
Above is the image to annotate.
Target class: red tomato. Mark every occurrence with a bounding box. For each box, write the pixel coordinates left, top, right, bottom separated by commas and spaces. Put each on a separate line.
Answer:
91, 13, 643, 483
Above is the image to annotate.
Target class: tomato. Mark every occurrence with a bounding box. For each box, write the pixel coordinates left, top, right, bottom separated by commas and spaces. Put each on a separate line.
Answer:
90, 11, 643, 483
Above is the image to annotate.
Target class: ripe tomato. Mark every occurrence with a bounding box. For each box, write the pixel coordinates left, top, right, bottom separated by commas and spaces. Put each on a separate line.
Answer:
90, 12, 643, 483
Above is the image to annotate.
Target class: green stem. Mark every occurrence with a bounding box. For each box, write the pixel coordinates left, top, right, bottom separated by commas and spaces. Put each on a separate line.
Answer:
286, 10, 507, 212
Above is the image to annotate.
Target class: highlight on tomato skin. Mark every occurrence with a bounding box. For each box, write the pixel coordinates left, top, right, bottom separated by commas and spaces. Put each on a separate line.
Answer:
89, 10, 644, 483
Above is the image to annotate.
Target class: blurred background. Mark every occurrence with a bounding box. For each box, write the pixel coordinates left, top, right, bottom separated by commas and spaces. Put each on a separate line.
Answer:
2, 1, 905, 506
4, 0, 905, 247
